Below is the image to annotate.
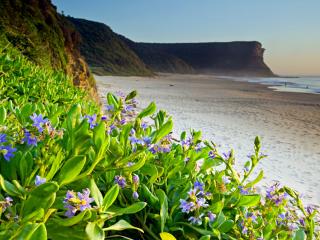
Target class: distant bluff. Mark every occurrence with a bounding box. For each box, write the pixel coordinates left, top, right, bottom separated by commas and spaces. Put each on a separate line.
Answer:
0, 0, 96, 93
69, 17, 274, 77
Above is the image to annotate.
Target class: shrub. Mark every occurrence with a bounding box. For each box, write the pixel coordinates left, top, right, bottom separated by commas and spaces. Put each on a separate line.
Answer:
0, 45, 319, 239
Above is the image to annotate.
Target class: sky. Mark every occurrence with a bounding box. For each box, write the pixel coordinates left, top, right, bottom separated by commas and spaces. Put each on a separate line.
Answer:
52, 0, 320, 76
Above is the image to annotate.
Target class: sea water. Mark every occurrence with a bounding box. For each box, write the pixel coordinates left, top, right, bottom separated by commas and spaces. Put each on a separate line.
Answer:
249, 76, 320, 94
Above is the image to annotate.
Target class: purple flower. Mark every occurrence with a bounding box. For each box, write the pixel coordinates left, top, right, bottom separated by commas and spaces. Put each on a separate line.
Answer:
239, 221, 248, 235
63, 189, 94, 217
124, 105, 134, 112
223, 151, 231, 160
181, 138, 191, 148
195, 143, 203, 152
101, 115, 108, 121
106, 105, 114, 112
0, 133, 7, 144
238, 186, 249, 195
0, 145, 17, 161
1, 196, 13, 212
127, 162, 135, 167
143, 137, 151, 146
23, 130, 37, 146
208, 150, 215, 159
194, 181, 204, 191
188, 215, 203, 225
132, 174, 139, 184
114, 175, 126, 188
120, 118, 126, 125
246, 212, 258, 223
299, 218, 305, 226
278, 212, 286, 220
107, 124, 116, 134
115, 91, 125, 98
306, 205, 315, 215
30, 113, 48, 133
35, 175, 46, 186
179, 199, 195, 213
132, 191, 139, 200
207, 211, 216, 222
195, 198, 209, 209
78, 188, 94, 211
222, 176, 231, 184
141, 122, 148, 130
84, 114, 97, 129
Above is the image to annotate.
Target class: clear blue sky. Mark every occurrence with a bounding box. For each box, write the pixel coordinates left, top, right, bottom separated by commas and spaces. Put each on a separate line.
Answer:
52, 0, 320, 76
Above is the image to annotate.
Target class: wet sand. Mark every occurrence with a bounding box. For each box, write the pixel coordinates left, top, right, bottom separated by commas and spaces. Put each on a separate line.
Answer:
95, 73, 320, 205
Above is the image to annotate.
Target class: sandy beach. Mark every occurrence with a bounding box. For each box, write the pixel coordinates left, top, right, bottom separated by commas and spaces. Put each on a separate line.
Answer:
95, 73, 320, 205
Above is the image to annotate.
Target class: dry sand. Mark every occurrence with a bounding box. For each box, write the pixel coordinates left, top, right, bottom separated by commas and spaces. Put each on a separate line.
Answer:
95, 73, 320, 205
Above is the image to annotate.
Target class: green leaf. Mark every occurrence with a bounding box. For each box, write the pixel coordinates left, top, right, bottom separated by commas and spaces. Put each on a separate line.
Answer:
245, 170, 264, 188
236, 194, 261, 207
156, 189, 168, 232
160, 232, 176, 240
141, 184, 159, 206
21, 208, 44, 224
0, 175, 22, 197
125, 90, 137, 101
86, 222, 105, 240
53, 210, 91, 227
138, 102, 156, 118
93, 122, 106, 150
153, 119, 173, 143
30, 182, 59, 198
30, 223, 47, 240
218, 220, 234, 233
0, 106, 6, 124
105, 202, 147, 216
89, 178, 103, 208
107, 93, 119, 109
103, 220, 143, 233
102, 184, 119, 212
58, 155, 86, 185
293, 229, 306, 240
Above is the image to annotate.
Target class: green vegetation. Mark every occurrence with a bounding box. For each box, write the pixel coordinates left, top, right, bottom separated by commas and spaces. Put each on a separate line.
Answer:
0, 0, 94, 90
67, 17, 153, 76
0, 37, 319, 239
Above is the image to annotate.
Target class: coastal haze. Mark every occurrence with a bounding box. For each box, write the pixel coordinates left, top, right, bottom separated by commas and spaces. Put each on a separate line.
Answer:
96, 74, 320, 204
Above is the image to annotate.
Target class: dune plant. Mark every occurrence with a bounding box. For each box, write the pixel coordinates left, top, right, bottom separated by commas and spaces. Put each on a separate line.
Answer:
0, 44, 319, 240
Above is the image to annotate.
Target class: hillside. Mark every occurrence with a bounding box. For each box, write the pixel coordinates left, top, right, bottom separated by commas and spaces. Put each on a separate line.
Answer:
0, 0, 96, 93
67, 17, 153, 76
124, 40, 274, 76
69, 17, 274, 77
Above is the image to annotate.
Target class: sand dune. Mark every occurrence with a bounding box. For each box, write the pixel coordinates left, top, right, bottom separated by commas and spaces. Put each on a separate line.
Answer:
95, 73, 320, 205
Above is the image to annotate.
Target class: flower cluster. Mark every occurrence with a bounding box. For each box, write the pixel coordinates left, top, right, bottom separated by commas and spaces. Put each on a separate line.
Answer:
0, 133, 16, 161
179, 181, 213, 225
115, 175, 127, 189
30, 113, 48, 133
63, 188, 94, 218
149, 134, 172, 154
0, 197, 13, 213
84, 114, 97, 129
265, 183, 288, 205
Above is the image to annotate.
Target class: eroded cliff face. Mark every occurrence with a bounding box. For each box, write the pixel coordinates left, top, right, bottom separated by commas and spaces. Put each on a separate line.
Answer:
0, 0, 96, 92
124, 40, 274, 76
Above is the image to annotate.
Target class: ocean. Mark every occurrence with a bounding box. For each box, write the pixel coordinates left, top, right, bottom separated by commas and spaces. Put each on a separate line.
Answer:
247, 76, 320, 94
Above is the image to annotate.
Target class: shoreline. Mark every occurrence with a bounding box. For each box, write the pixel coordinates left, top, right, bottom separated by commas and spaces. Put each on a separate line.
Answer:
95, 73, 320, 205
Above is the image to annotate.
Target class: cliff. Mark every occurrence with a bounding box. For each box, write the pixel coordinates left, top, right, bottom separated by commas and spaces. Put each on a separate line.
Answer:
64, 16, 274, 77
122, 38, 274, 76
67, 17, 153, 76
0, 0, 96, 94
